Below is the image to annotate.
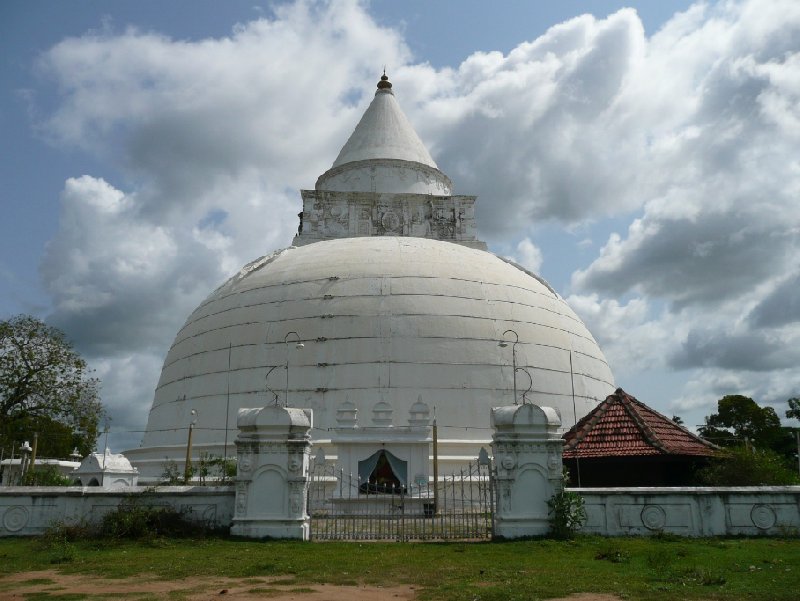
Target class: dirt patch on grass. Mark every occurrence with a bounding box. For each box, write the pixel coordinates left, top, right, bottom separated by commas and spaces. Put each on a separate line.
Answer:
0, 570, 417, 600
0, 571, 626, 600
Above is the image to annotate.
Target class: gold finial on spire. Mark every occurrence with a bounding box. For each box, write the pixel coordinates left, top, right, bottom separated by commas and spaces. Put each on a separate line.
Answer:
377, 69, 392, 90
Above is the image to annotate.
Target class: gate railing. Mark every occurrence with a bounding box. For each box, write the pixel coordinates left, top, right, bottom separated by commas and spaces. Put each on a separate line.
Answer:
308, 459, 494, 541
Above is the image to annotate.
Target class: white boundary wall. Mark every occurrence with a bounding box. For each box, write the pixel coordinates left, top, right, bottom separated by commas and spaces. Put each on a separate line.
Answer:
3, 486, 798, 538
0, 486, 234, 537
2, 485, 800, 538
576, 487, 800, 536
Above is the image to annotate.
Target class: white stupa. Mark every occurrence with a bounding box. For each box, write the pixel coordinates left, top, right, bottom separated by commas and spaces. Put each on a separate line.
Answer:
125, 73, 615, 481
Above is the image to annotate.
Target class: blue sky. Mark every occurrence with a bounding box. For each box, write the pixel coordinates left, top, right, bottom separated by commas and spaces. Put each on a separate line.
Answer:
2, 0, 798, 451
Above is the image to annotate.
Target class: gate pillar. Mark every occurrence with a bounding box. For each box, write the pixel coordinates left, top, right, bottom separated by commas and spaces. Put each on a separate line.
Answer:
231, 406, 313, 540
491, 404, 563, 538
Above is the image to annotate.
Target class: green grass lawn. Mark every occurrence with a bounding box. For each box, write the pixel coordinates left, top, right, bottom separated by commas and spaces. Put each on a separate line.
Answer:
1, 535, 799, 600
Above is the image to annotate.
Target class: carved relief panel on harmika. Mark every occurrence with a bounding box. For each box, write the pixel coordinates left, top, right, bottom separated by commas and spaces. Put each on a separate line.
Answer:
294, 189, 482, 247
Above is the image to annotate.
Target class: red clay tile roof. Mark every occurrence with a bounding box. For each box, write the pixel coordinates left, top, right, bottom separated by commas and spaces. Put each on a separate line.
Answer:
562, 388, 717, 459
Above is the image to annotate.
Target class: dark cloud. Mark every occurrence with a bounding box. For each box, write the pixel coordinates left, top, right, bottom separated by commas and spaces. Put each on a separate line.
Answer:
670, 328, 800, 371
574, 211, 793, 309
749, 272, 800, 328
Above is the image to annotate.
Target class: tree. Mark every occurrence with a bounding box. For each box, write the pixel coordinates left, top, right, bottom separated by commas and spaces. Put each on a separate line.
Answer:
699, 395, 783, 450
2, 413, 90, 459
0, 315, 104, 457
786, 397, 800, 421
696, 446, 800, 486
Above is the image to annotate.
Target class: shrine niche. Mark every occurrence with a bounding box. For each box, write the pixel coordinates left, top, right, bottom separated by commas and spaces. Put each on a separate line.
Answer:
329, 398, 432, 500
358, 449, 407, 494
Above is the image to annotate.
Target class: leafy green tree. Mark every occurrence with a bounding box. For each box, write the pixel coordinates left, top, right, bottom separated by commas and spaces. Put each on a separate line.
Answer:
0, 315, 104, 457
699, 395, 783, 450
2, 414, 89, 459
696, 446, 800, 486
786, 397, 800, 421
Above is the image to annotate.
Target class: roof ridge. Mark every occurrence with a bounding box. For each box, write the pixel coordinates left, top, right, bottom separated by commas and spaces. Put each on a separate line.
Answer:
624, 391, 717, 450
564, 394, 612, 451
618, 391, 669, 454
562, 387, 717, 459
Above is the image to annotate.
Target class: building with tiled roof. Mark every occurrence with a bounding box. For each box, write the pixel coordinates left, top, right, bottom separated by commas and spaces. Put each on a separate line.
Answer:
562, 388, 717, 486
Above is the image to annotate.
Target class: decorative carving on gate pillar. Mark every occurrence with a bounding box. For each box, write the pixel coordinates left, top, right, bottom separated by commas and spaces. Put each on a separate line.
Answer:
490, 403, 563, 538
230, 405, 313, 540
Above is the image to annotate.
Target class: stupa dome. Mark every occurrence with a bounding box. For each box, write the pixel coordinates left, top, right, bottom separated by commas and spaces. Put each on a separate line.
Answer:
126, 74, 614, 480
128, 236, 613, 478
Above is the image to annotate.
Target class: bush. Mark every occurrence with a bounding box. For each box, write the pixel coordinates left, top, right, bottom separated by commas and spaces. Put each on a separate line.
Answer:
197, 453, 237, 485
41, 520, 94, 544
38, 496, 213, 543
696, 446, 800, 486
548, 469, 586, 539
99, 497, 197, 539
22, 464, 73, 486
159, 455, 236, 486
160, 459, 185, 485
38, 520, 94, 564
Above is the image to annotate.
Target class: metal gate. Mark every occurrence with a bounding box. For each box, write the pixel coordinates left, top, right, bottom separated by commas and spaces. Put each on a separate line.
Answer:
308, 458, 494, 541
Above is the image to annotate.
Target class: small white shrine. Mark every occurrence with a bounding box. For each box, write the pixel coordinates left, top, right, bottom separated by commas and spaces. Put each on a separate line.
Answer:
72, 449, 139, 488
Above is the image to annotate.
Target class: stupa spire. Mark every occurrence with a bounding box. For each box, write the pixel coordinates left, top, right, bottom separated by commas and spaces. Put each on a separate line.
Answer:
377, 69, 392, 91
328, 71, 438, 170
295, 71, 484, 249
